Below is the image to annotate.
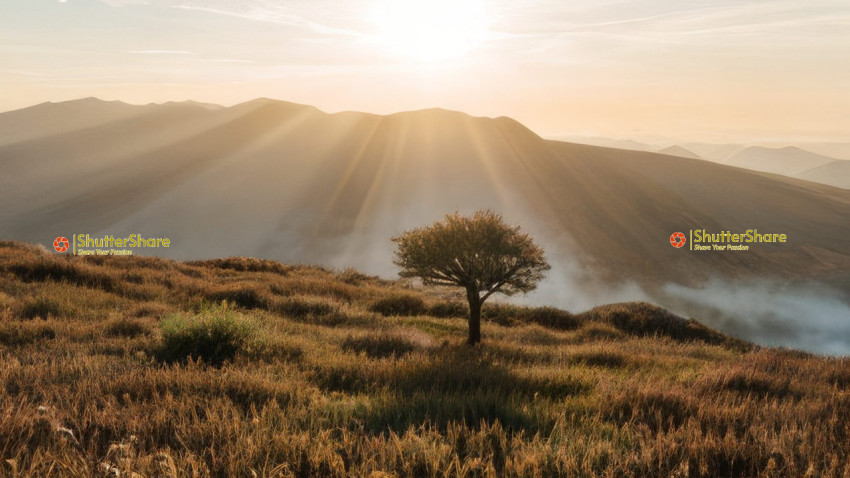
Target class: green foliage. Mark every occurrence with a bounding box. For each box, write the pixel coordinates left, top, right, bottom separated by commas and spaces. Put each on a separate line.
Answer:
157, 302, 258, 366
393, 210, 550, 343
392, 210, 550, 296
369, 293, 426, 316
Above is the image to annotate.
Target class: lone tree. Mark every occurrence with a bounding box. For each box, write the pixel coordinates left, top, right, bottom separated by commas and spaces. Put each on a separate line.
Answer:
392, 210, 550, 345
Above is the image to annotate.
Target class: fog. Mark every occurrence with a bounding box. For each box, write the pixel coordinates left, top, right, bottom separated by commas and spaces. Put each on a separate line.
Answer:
658, 280, 850, 356
308, 233, 850, 356
516, 260, 850, 356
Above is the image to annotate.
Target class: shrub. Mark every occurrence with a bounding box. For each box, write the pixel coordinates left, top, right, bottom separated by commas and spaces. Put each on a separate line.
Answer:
157, 303, 258, 366
580, 302, 750, 349
131, 302, 171, 319
524, 306, 582, 330
7, 258, 116, 292
272, 296, 336, 318
19, 296, 69, 319
337, 267, 372, 285
482, 303, 582, 330
206, 285, 269, 310
104, 317, 150, 338
0, 321, 56, 345
187, 257, 290, 275
481, 303, 526, 326
427, 300, 468, 318
699, 367, 796, 399
243, 335, 304, 363
573, 322, 625, 342
369, 293, 426, 317
341, 332, 420, 358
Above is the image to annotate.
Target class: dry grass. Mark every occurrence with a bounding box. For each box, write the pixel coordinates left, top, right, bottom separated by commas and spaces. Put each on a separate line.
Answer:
0, 240, 848, 477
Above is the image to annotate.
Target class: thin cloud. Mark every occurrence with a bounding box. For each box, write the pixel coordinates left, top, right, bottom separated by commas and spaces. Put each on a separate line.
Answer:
127, 50, 195, 55
171, 4, 362, 37
202, 59, 254, 63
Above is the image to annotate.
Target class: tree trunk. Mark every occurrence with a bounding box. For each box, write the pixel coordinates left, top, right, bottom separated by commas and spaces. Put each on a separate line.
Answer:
466, 288, 481, 345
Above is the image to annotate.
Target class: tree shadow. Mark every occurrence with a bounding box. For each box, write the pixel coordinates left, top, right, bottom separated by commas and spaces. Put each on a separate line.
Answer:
356, 344, 589, 435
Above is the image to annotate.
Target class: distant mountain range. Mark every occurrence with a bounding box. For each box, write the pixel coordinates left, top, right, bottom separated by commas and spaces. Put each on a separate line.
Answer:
1, 98, 849, 317
548, 135, 850, 190
657, 144, 850, 190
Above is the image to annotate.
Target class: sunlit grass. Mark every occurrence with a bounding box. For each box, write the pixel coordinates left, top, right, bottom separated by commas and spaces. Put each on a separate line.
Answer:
0, 240, 847, 476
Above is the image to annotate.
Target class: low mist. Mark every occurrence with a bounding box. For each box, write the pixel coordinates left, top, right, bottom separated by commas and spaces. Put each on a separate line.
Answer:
658, 280, 850, 356
317, 235, 850, 357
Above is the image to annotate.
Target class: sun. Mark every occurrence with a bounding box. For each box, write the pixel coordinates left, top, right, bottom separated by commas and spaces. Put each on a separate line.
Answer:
370, 0, 489, 62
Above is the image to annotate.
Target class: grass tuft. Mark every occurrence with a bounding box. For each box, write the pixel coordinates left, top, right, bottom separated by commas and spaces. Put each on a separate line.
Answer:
157, 302, 258, 366
18, 295, 71, 319
369, 293, 427, 316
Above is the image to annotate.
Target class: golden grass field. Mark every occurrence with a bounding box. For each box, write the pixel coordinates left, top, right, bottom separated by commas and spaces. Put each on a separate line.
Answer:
0, 240, 848, 477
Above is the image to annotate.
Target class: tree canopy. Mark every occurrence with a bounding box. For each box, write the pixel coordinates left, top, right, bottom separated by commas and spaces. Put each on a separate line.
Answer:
392, 210, 550, 344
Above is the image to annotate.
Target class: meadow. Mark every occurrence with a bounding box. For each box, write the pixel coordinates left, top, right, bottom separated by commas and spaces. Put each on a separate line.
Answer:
0, 240, 848, 477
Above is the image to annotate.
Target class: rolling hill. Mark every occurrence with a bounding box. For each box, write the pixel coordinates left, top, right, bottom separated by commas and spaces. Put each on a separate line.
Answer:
796, 159, 850, 190
1, 240, 847, 476
657, 145, 701, 159
1, 98, 849, 350
723, 146, 838, 176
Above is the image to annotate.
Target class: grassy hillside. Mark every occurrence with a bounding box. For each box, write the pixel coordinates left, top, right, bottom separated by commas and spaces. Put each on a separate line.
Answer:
0, 241, 848, 477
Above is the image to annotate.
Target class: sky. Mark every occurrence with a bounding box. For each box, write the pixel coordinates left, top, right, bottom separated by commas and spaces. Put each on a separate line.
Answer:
1, 0, 849, 142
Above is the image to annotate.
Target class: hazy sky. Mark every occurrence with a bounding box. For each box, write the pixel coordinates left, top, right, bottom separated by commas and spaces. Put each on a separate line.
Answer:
2, 0, 848, 142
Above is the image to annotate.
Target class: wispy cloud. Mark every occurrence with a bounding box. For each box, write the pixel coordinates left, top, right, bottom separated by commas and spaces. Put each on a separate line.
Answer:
171, 2, 363, 37
202, 59, 254, 64
127, 50, 195, 55
98, 0, 150, 5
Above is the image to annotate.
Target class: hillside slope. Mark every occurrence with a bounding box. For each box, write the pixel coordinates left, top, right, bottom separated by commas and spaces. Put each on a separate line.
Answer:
658, 145, 701, 159
1, 98, 850, 356
724, 146, 838, 176
1, 98, 848, 294
1, 240, 849, 476
797, 160, 850, 189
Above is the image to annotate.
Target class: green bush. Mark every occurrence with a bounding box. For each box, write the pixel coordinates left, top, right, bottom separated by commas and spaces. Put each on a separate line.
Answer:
157, 302, 258, 366
369, 293, 426, 317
